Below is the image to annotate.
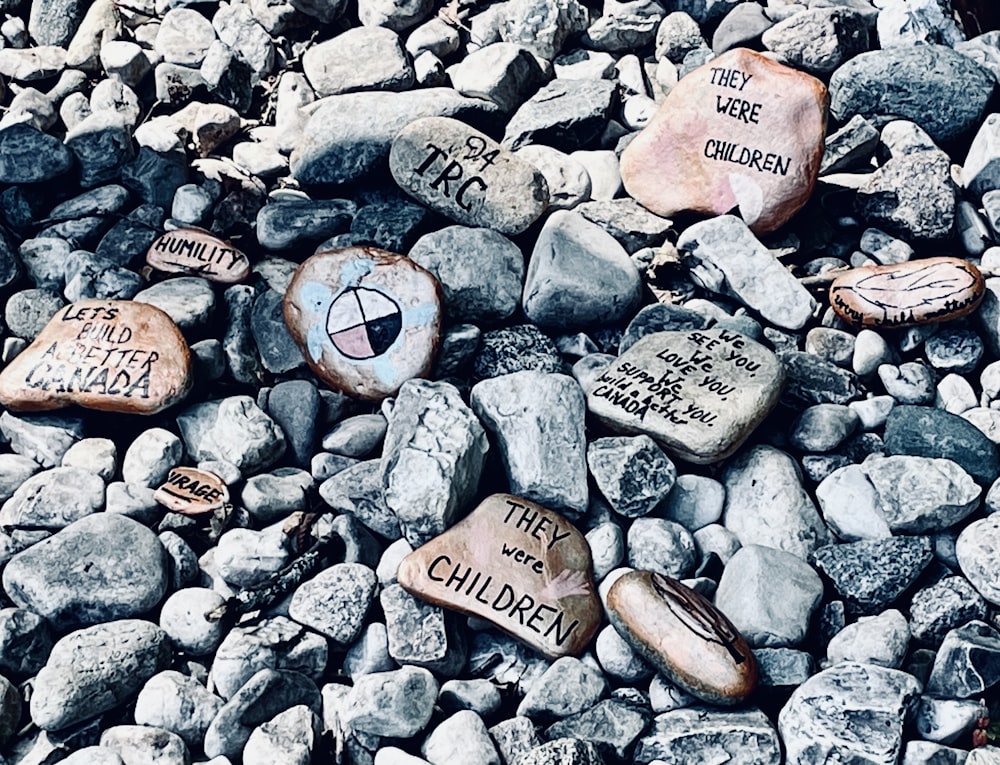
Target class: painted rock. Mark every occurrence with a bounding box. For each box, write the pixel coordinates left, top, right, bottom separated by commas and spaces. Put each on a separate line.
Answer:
606, 570, 757, 705
829, 256, 985, 328
586, 329, 784, 464
153, 466, 229, 515
0, 300, 193, 415
621, 47, 828, 234
283, 246, 443, 400
397, 493, 601, 659
146, 228, 251, 283
389, 116, 549, 235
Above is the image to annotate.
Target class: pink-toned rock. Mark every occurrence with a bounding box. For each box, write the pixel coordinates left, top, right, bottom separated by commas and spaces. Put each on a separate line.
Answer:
147, 228, 250, 284
397, 493, 601, 659
0, 300, 193, 415
621, 47, 828, 234
283, 246, 443, 400
153, 466, 229, 514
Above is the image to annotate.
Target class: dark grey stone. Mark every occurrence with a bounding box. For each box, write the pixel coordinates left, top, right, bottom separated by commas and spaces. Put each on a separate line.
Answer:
517, 657, 607, 722
27, 0, 87, 45
266, 379, 320, 468
250, 287, 306, 375
635, 707, 779, 765
575, 199, 673, 253
618, 304, 711, 354
319, 460, 401, 540
820, 115, 880, 174
926, 620, 1000, 699
0, 607, 52, 676
754, 648, 814, 688
924, 328, 984, 374
909, 575, 989, 648
711, 1, 773, 53
587, 436, 676, 518
350, 201, 435, 253
779, 351, 861, 407
473, 324, 564, 380
225, 285, 266, 385
47, 185, 130, 222
94, 203, 165, 268
0, 123, 73, 183
503, 79, 617, 152
121, 147, 188, 209
491, 716, 543, 765
545, 699, 651, 762
515, 739, 605, 765
64, 112, 135, 189
380, 582, 467, 676
256, 199, 356, 250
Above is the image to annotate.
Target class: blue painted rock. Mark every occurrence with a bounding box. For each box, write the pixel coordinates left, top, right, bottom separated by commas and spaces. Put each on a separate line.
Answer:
283, 246, 443, 400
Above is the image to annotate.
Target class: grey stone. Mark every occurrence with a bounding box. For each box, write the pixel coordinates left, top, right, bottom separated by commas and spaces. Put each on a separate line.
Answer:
241, 468, 312, 524
472, 371, 589, 515
910, 576, 989, 648
634, 706, 779, 765
877, 0, 963, 47
64, 111, 134, 189
587, 435, 676, 518
438, 679, 502, 717
4, 289, 64, 340
122, 428, 183, 488
514, 145, 592, 211
0, 413, 79, 471
449, 43, 548, 113
320, 460, 400, 540
473, 325, 563, 380
265, 380, 321, 468
0, 124, 74, 184
343, 622, 394, 679
829, 45, 995, 143
856, 150, 956, 241
627, 518, 696, 579
289, 563, 376, 644
490, 716, 542, 765
156, 8, 217, 66
503, 79, 617, 152
754, 648, 814, 688
545, 697, 650, 761
422, 710, 500, 765
710, 1, 772, 53
121, 147, 187, 208
902, 741, 969, 765
159, 587, 226, 657
879, 362, 936, 405
957, 515, 1000, 606
576, 198, 673, 253
0, 455, 40, 504
778, 662, 921, 765
380, 583, 466, 675
3, 513, 167, 630
256, 199, 356, 250
158, 531, 198, 590
514, 739, 605, 765
661, 474, 724, 531
303, 27, 413, 97
815, 464, 892, 541
58, 439, 114, 483
781, 351, 861, 407
587, 521, 625, 581
654, 11, 704, 63
216, 524, 293, 588
341, 665, 438, 737
99, 725, 188, 765
250, 287, 303, 377
0, 607, 52, 676
321, 414, 387, 459
914, 696, 984, 746
177, 396, 286, 474
133, 276, 216, 332
789, 404, 859, 452
826, 609, 911, 669
862, 456, 980, 534
499, 0, 589, 60
926, 621, 1000, 699
0, 466, 103, 531
213, 2, 274, 83
30, 619, 172, 731
517, 657, 607, 722
761, 7, 868, 74
715, 544, 824, 648
244, 704, 321, 765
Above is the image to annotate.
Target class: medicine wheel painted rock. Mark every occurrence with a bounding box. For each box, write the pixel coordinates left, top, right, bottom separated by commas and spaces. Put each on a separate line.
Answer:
283, 246, 444, 400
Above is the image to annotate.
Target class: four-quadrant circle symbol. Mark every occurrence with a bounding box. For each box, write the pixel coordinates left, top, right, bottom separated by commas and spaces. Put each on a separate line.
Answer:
326, 287, 402, 360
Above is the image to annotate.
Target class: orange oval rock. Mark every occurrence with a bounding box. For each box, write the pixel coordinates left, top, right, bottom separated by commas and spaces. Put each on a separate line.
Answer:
0, 300, 193, 415
829, 256, 985, 328
154, 467, 229, 514
397, 494, 601, 659
606, 570, 757, 705
147, 227, 250, 284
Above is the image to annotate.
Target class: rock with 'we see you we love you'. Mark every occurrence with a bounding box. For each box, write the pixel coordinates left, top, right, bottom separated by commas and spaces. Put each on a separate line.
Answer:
620, 47, 828, 234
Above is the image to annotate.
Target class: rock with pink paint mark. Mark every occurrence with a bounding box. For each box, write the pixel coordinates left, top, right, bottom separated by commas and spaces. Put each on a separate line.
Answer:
621, 47, 828, 234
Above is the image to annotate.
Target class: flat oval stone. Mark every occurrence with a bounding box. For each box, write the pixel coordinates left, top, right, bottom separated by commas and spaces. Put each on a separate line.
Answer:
147, 228, 251, 284
397, 493, 601, 659
829, 257, 985, 328
389, 116, 549, 235
0, 300, 193, 415
153, 466, 229, 515
283, 246, 443, 400
586, 328, 784, 464
606, 570, 757, 705
621, 47, 828, 234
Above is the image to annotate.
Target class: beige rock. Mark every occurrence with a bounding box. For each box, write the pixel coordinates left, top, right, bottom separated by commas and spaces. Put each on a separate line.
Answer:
586, 328, 784, 464
397, 493, 601, 659
153, 467, 229, 515
621, 47, 828, 234
147, 228, 250, 284
283, 246, 443, 400
830, 256, 985, 328
0, 300, 192, 415
606, 570, 757, 705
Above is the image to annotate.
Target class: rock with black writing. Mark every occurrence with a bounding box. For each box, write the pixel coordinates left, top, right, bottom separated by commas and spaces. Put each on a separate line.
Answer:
397, 493, 601, 659
147, 228, 251, 284
153, 466, 229, 515
0, 300, 193, 415
389, 117, 549, 235
587, 329, 784, 464
283, 246, 443, 400
621, 47, 827, 234
830, 257, 985, 329
607, 570, 757, 705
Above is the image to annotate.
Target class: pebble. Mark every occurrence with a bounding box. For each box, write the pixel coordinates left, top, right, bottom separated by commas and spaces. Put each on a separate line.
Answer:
422, 710, 500, 765
607, 570, 757, 705
587, 435, 676, 518
516, 656, 607, 721
177, 396, 287, 474
244, 705, 321, 765
240, 467, 311, 523
661, 474, 725, 531
340, 665, 438, 737
289, 563, 377, 645
158, 587, 227, 656
857, 150, 957, 241
0, 607, 52, 676
122, 428, 183, 487
99, 725, 188, 765
635, 706, 780, 765
503, 78, 617, 152
621, 48, 827, 234
627, 518, 696, 579
878, 362, 937, 405
825, 609, 911, 669
283, 246, 443, 400
0, 465, 104, 530
303, 27, 414, 97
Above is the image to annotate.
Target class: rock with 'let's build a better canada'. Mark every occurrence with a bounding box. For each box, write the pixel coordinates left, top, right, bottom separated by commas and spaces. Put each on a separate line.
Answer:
0, 299, 192, 415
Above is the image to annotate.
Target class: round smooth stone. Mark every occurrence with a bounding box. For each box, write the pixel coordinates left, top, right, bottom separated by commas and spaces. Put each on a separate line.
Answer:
606, 570, 757, 705
283, 246, 443, 400
829, 257, 985, 329
147, 227, 250, 284
389, 116, 549, 236
153, 466, 229, 515
0, 299, 193, 415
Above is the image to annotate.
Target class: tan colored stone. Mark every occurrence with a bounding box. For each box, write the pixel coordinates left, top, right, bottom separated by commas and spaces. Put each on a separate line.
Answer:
147, 228, 250, 284
830, 256, 985, 328
389, 116, 549, 235
0, 300, 193, 415
621, 47, 828, 234
586, 329, 784, 464
153, 466, 229, 514
606, 570, 757, 705
283, 246, 443, 400
397, 493, 601, 659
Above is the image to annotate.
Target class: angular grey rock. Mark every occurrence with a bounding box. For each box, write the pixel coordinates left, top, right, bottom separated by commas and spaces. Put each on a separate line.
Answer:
177, 396, 286, 474
439, 679, 502, 717
0, 674, 19, 747
0, 123, 74, 184
517, 657, 607, 722
627, 517, 697, 579
514, 145, 592, 211
122, 428, 183, 488
634, 706, 780, 765
215, 524, 293, 588
545, 696, 650, 760
0, 607, 52, 676
575, 198, 673, 253
821, 115, 880, 175
503, 80, 617, 152
64, 112, 134, 189
156, 8, 217, 66
910, 576, 988, 647
422, 710, 500, 765
472, 371, 589, 515
30, 619, 172, 731
856, 150, 956, 241
211, 617, 328, 700
134, 670, 223, 749
829, 45, 995, 143
289, 563, 377, 645
408, 226, 525, 323
213, 2, 274, 84
303, 27, 414, 97
722, 445, 832, 560
761, 7, 868, 74
789, 404, 859, 452
0, 466, 104, 531
473, 324, 563, 380
320, 460, 401, 540
584, 0, 665, 52
358, 0, 433, 31
957, 516, 1000, 605
99, 725, 188, 765
826, 609, 910, 669
244, 704, 322, 765
380, 379, 488, 546
522, 211, 641, 331
878, 362, 936, 405
449, 43, 549, 113
914, 696, 984, 747
677, 216, 816, 331
491, 716, 542, 765
380, 583, 466, 676
814, 464, 891, 541
754, 648, 814, 689
778, 662, 921, 765
0, 412, 82, 471
256, 199, 356, 250
2, 513, 168, 630
61, 749, 127, 765
877, 0, 963, 47
902, 741, 970, 765
587, 435, 676, 518
863, 456, 980, 534
340, 665, 438, 737
499, 0, 589, 60
715, 544, 824, 648
241, 468, 312, 524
